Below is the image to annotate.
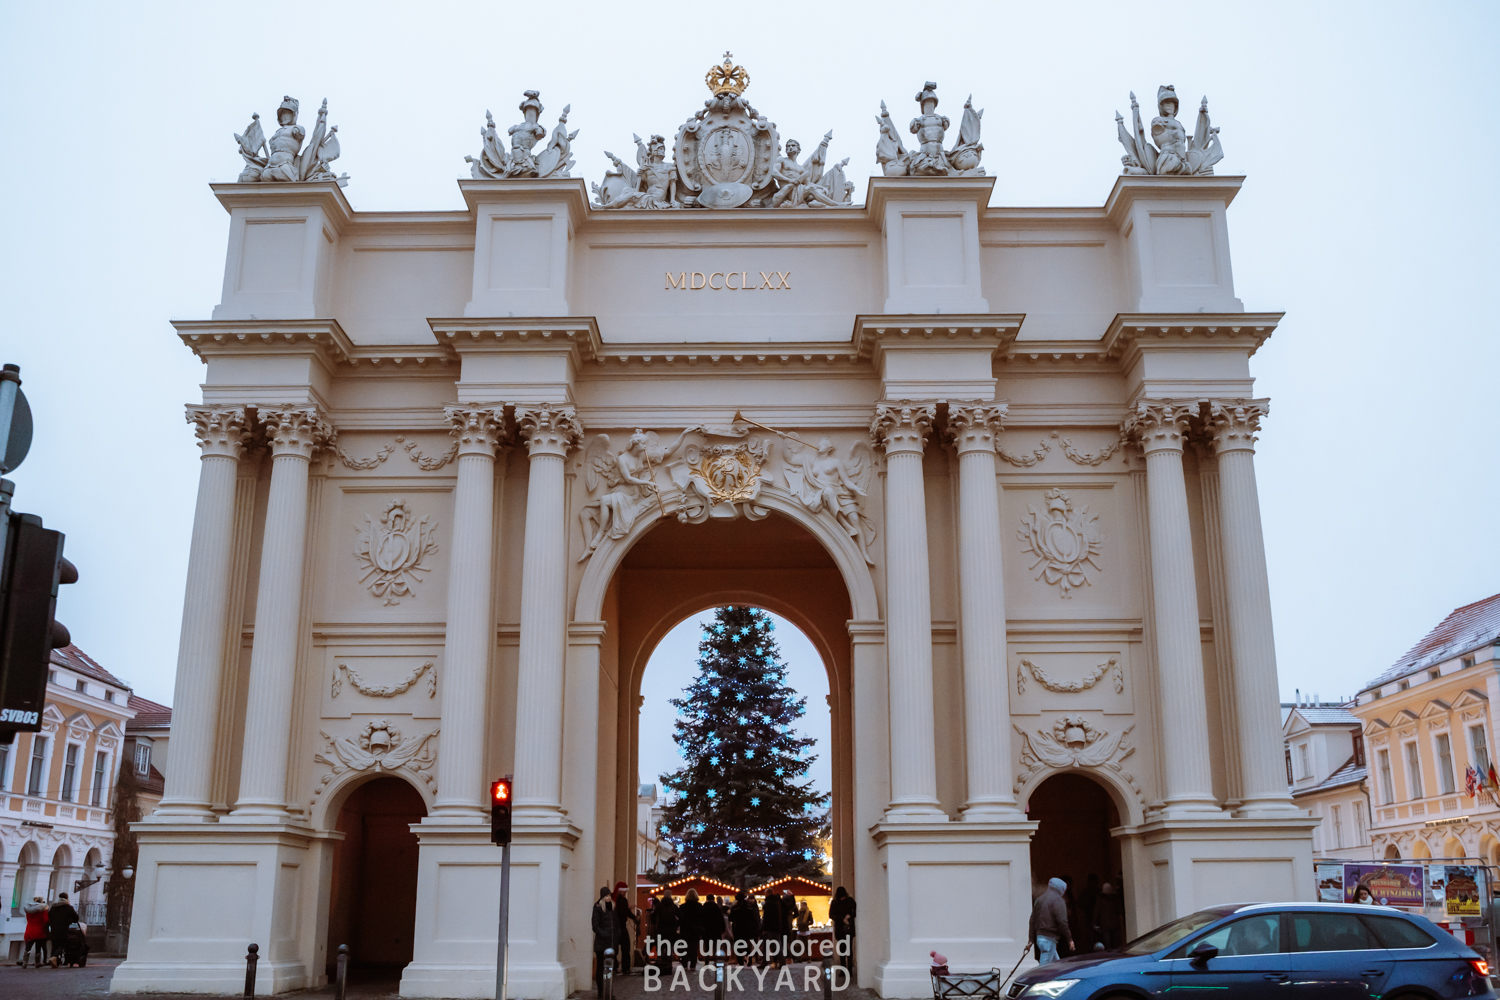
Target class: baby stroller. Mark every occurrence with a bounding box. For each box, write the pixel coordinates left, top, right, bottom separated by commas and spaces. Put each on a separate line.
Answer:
60, 923, 89, 967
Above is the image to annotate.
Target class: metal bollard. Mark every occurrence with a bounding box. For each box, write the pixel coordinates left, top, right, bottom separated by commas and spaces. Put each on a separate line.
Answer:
244, 943, 259, 997
335, 944, 348, 1000
822, 955, 832, 1000
715, 959, 725, 1000
604, 947, 615, 1000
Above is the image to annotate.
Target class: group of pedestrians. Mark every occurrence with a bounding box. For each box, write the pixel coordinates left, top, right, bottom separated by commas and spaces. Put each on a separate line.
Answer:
591, 882, 857, 995
17, 891, 84, 969
1028, 873, 1126, 964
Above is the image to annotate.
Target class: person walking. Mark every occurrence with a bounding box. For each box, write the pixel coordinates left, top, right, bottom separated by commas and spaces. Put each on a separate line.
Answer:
729, 890, 761, 965
795, 899, 813, 934
20, 896, 49, 968
680, 889, 704, 970
702, 894, 726, 961
1094, 882, 1123, 950
1029, 877, 1073, 966
593, 888, 616, 995
611, 882, 639, 974
829, 886, 856, 975
760, 891, 784, 967
655, 893, 680, 972
46, 892, 79, 969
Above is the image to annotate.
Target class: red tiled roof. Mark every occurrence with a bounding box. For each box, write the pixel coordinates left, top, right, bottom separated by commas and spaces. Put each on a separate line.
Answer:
126, 694, 172, 731
1364, 593, 1500, 691
50, 644, 130, 690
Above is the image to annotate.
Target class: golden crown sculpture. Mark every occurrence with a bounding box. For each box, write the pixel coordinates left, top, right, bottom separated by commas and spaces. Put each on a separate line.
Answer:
705, 51, 750, 96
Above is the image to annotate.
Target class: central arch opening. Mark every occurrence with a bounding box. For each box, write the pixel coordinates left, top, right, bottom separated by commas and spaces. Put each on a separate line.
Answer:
1027, 773, 1126, 955
602, 511, 856, 901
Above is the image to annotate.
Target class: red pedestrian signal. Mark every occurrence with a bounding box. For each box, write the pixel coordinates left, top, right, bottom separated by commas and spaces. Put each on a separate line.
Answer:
490, 776, 512, 845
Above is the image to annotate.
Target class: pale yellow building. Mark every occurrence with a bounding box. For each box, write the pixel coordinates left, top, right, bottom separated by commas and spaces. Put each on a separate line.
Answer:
1353, 593, 1500, 862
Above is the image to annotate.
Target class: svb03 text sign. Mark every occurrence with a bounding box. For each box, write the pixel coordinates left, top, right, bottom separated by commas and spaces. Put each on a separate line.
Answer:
666, 271, 792, 290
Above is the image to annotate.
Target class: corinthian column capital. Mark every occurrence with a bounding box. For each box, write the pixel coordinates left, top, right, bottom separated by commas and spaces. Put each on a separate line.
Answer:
443, 404, 507, 457
258, 406, 336, 459
185, 405, 249, 460
516, 403, 583, 458
1207, 398, 1270, 454
1121, 400, 1197, 455
946, 403, 1009, 455
870, 401, 937, 455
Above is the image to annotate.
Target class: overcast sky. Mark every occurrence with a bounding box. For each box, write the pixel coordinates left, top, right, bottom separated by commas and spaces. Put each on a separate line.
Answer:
0, 2, 1495, 711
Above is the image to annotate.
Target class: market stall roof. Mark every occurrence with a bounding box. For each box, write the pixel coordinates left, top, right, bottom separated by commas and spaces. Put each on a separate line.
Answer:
650, 875, 742, 899
750, 875, 832, 897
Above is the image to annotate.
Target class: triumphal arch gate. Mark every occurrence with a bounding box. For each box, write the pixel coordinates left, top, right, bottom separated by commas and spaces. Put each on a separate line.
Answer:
113, 61, 1316, 997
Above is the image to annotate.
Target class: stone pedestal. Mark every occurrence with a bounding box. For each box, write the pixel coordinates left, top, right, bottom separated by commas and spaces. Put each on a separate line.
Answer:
110, 821, 338, 995
870, 822, 1037, 998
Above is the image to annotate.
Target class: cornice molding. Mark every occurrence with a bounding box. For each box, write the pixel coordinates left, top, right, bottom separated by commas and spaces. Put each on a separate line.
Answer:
174, 318, 355, 366
864, 175, 997, 218
852, 314, 1026, 361
210, 181, 355, 233
427, 316, 601, 364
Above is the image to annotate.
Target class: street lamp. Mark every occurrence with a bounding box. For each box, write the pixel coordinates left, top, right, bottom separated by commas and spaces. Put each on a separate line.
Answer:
74, 862, 106, 895
122, 866, 133, 880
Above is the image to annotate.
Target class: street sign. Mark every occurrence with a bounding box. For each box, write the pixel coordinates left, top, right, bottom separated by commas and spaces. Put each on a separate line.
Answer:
0, 365, 32, 475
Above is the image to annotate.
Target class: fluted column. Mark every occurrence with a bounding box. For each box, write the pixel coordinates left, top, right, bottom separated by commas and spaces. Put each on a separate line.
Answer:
232, 406, 333, 818
871, 402, 944, 819
156, 406, 248, 818
1209, 399, 1295, 815
432, 405, 506, 818
1122, 401, 1221, 816
512, 404, 583, 820
948, 404, 1023, 819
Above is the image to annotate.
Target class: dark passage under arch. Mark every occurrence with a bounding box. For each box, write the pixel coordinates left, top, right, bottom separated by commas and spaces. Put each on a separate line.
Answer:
1028, 773, 1124, 955
326, 776, 426, 977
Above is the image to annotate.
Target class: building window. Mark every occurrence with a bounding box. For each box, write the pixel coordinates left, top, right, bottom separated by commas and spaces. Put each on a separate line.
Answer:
1405, 742, 1424, 799
1472, 725, 1491, 775
1354, 802, 1366, 844
1353, 732, 1366, 767
1286, 748, 1294, 784
28, 736, 47, 796
48, 670, 57, 684
134, 742, 151, 777
1332, 805, 1343, 849
0, 742, 9, 792
91, 751, 107, 807
61, 744, 78, 802
104, 691, 114, 703
1296, 742, 1310, 779
75, 679, 86, 693
1372, 690, 1383, 700
1429, 670, 1441, 682
1378, 749, 1395, 804
1463, 656, 1475, 670
1436, 733, 1456, 795
1400, 680, 1410, 690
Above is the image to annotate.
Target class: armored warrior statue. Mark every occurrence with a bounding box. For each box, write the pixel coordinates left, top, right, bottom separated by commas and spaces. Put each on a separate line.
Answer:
874, 82, 985, 177
506, 90, 547, 178
235, 96, 347, 186
596, 135, 678, 209
1114, 85, 1222, 176
466, 93, 578, 180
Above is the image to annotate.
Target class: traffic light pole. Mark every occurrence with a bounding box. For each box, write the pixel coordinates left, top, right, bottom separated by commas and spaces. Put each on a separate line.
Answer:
495, 839, 511, 1000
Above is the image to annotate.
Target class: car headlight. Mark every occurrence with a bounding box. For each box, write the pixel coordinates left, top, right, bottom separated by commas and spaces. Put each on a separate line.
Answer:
1024, 980, 1080, 998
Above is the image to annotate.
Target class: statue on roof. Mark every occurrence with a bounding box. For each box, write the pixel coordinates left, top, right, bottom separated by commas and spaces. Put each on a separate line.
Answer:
1114, 85, 1222, 175
465, 91, 579, 180
873, 83, 984, 177
234, 96, 348, 186
591, 53, 853, 209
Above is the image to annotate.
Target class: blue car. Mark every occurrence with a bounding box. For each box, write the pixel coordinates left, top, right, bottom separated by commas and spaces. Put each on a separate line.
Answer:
1007, 902, 1492, 1000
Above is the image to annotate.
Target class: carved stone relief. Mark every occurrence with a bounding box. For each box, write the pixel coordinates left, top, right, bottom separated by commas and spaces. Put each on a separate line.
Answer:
1014, 716, 1141, 802
1017, 488, 1104, 597
579, 428, 697, 557
466, 91, 578, 180
674, 437, 774, 522
875, 82, 984, 177
355, 500, 439, 605
334, 436, 459, 471
312, 719, 438, 804
1017, 657, 1122, 696
333, 660, 435, 700
781, 436, 876, 565
998, 439, 1050, 467
234, 96, 348, 186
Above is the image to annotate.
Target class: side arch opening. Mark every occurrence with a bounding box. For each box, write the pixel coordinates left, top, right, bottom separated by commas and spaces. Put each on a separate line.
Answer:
1024, 771, 1130, 955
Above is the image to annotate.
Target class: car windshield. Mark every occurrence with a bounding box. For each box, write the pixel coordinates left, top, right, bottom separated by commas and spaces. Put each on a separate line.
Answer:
1118, 906, 1243, 956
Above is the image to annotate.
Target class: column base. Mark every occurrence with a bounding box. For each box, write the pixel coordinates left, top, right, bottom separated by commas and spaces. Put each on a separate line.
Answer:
959, 803, 1027, 822
1125, 815, 1321, 927
1232, 797, 1307, 819
110, 819, 339, 995
870, 820, 1038, 998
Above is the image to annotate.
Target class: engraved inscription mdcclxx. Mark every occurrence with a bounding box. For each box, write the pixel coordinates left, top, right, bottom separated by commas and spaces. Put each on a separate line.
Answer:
665, 271, 791, 290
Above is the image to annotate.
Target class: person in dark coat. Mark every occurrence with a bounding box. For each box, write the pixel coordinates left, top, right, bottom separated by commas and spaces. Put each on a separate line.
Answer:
1028, 877, 1072, 966
679, 890, 704, 970
702, 895, 726, 960
47, 893, 79, 970
759, 891, 782, 966
592, 888, 616, 995
654, 894, 680, 971
611, 882, 639, 974
1094, 882, 1124, 950
728, 891, 761, 964
829, 886, 856, 972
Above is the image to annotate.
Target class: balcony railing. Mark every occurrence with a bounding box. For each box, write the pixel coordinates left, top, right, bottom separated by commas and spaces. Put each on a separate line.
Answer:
1, 792, 112, 827
1373, 789, 1491, 826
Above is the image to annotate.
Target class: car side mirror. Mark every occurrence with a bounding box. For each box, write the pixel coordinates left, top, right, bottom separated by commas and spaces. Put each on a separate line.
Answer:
1189, 944, 1219, 965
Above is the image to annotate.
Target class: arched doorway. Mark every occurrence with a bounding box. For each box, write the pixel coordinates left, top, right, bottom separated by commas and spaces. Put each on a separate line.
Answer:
12, 841, 41, 908
600, 511, 858, 892
1384, 843, 1401, 859
48, 845, 72, 900
1027, 773, 1124, 954
326, 776, 427, 981
1412, 839, 1433, 859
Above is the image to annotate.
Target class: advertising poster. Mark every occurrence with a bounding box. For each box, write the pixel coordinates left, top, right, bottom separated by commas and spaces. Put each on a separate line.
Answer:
1316, 863, 1346, 903
1344, 863, 1425, 906
1442, 866, 1482, 918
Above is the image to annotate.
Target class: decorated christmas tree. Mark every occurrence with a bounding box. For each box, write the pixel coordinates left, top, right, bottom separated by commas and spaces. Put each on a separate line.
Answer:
658, 606, 830, 882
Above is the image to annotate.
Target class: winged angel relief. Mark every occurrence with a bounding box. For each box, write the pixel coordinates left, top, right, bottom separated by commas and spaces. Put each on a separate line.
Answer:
579, 428, 699, 557
312, 718, 439, 804
782, 437, 876, 565
1017, 488, 1103, 597
355, 500, 439, 605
